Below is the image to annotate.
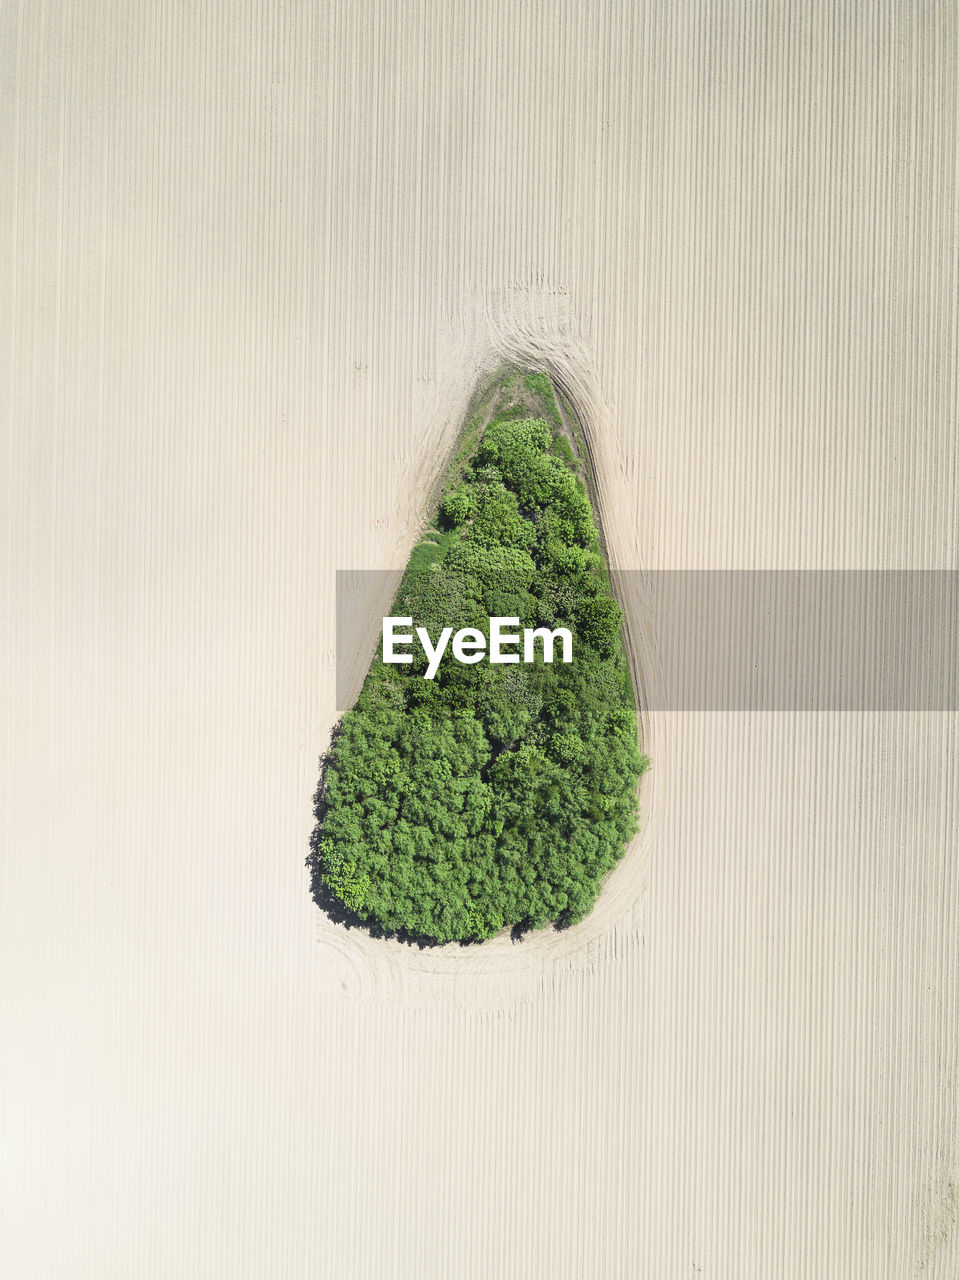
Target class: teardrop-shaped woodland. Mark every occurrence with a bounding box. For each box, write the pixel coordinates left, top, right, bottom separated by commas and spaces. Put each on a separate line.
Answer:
311, 370, 649, 944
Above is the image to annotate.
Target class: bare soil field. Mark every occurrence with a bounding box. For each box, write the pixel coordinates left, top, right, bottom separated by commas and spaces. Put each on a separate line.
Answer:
3, 2, 957, 1276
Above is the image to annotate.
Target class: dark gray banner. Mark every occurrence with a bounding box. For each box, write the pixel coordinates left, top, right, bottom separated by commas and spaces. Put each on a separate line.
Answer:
335, 570, 958, 712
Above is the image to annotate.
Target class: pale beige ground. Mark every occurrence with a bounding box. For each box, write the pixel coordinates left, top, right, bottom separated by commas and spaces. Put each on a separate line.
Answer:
3, 2, 957, 1277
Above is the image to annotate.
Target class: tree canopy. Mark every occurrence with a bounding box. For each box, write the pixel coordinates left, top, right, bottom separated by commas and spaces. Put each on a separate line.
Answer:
311, 371, 649, 944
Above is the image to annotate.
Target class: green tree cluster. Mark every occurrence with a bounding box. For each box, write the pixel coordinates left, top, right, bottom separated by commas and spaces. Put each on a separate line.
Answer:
312, 373, 649, 943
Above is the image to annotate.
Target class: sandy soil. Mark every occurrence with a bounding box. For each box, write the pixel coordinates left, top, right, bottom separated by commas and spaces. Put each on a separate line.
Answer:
3, 2, 957, 1276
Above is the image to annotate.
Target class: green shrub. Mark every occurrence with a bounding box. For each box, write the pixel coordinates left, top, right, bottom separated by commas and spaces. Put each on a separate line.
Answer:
442, 485, 471, 527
